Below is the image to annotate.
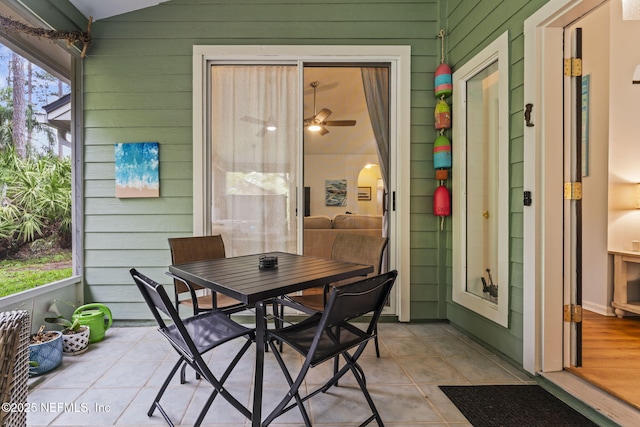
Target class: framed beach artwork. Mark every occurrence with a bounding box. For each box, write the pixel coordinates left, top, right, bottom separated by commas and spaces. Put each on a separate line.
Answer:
325, 179, 347, 206
115, 142, 160, 198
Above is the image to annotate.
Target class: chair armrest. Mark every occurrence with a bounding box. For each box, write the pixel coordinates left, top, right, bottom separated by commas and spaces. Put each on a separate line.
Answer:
165, 271, 202, 312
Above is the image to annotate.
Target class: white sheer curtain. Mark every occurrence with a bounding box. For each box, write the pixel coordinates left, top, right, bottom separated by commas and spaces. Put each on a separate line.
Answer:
209, 65, 298, 256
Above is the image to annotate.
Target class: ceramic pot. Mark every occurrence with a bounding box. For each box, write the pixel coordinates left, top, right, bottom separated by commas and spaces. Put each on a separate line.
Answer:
61, 326, 90, 354
29, 331, 63, 376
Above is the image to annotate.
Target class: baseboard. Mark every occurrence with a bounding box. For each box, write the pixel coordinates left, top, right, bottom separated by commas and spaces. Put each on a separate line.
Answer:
581, 301, 614, 316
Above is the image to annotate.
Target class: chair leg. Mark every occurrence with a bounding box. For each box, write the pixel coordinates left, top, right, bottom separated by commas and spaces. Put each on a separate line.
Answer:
346, 359, 384, 427
196, 341, 253, 423
180, 362, 187, 384
180, 360, 201, 384
263, 340, 312, 427
149, 358, 184, 418
374, 336, 380, 358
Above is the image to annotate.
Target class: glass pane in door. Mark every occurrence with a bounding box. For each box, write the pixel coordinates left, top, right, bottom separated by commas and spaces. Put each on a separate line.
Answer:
465, 60, 500, 302
209, 65, 299, 256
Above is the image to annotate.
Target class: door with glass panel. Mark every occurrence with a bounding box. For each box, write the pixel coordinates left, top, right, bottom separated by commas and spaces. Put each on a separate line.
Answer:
208, 65, 299, 256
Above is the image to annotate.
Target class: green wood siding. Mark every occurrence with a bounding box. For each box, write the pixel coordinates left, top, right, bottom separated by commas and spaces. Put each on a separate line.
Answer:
31, 0, 557, 363
81, 0, 444, 321
442, 0, 549, 363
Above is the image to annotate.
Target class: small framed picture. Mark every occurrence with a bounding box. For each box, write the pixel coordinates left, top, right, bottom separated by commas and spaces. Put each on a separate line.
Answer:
357, 186, 371, 201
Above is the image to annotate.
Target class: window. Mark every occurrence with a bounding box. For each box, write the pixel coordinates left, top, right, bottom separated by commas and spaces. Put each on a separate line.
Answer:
452, 32, 510, 327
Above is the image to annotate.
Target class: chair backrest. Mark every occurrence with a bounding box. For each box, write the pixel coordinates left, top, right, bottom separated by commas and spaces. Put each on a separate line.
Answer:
130, 268, 203, 353
330, 233, 388, 286
168, 235, 226, 294
130, 268, 178, 329
323, 270, 397, 332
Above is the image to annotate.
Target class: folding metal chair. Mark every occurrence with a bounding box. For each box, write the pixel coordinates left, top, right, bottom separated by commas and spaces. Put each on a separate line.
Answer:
277, 233, 388, 357
130, 268, 255, 427
263, 270, 397, 427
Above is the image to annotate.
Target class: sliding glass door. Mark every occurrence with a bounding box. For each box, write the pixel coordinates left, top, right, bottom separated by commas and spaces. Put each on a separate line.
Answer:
209, 65, 299, 256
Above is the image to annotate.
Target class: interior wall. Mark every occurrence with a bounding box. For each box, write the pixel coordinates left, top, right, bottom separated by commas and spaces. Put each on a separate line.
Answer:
572, 3, 611, 315
608, 0, 640, 252
304, 154, 379, 217
357, 164, 382, 216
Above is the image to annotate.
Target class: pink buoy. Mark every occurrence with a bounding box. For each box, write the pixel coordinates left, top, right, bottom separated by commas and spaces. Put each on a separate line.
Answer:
434, 63, 452, 98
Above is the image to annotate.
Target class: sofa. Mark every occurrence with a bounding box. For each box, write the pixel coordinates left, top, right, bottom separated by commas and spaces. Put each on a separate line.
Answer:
303, 214, 383, 259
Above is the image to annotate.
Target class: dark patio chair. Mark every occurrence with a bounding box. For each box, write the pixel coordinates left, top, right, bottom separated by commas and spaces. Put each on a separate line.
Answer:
263, 270, 397, 427
278, 233, 388, 356
168, 235, 246, 315
129, 269, 254, 427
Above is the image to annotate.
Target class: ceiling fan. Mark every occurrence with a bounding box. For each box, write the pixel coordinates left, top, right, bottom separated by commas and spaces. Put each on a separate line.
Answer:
304, 81, 356, 136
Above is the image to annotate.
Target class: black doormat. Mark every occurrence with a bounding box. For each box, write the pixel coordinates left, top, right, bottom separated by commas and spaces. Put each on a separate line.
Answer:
439, 385, 598, 426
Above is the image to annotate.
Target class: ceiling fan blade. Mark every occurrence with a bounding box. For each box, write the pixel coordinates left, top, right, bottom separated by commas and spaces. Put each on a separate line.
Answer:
314, 108, 332, 122
318, 126, 330, 136
323, 120, 357, 127
239, 115, 267, 125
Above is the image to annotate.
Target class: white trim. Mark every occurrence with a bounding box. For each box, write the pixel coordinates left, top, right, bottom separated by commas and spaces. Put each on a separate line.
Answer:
452, 32, 510, 328
192, 45, 411, 321
0, 275, 82, 306
523, 0, 607, 374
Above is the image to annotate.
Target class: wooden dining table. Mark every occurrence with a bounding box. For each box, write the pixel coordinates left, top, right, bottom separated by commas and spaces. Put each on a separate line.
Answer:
168, 251, 373, 426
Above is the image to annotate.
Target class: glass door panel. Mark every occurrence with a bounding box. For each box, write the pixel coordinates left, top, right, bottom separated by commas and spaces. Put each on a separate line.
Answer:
209, 65, 299, 256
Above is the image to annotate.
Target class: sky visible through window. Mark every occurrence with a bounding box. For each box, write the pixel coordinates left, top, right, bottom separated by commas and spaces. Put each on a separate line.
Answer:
0, 42, 71, 156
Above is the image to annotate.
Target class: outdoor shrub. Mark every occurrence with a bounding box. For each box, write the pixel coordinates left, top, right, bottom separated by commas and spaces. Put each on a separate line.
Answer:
0, 147, 71, 256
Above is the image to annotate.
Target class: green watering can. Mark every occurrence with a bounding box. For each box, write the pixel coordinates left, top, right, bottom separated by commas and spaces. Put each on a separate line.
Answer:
72, 303, 113, 343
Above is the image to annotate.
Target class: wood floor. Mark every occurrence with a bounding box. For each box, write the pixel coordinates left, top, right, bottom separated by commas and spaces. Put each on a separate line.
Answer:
567, 310, 640, 410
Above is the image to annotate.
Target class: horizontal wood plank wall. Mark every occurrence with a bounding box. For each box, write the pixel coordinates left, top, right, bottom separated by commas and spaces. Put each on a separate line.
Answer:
442, 0, 549, 364
81, 0, 442, 320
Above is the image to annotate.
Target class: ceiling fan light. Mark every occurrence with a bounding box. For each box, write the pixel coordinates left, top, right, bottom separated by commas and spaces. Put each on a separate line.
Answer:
308, 124, 321, 131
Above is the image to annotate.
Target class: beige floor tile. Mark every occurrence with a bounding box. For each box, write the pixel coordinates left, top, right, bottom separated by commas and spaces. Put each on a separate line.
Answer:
24, 324, 565, 426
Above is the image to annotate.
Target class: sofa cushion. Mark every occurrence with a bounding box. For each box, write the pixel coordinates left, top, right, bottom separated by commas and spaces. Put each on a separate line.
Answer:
303, 216, 332, 229
332, 214, 382, 230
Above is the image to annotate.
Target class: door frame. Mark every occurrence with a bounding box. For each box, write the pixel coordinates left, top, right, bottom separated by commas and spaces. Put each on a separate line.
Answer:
523, 0, 607, 374
192, 45, 411, 321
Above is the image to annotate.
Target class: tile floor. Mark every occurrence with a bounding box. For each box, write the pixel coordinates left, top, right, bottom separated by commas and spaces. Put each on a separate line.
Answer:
26, 321, 541, 426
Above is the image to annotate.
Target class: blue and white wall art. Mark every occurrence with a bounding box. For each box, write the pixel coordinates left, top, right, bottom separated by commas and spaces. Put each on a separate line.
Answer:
115, 142, 159, 198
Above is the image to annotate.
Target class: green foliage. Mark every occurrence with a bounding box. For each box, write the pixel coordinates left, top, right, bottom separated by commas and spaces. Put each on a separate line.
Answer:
0, 252, 72, 297
44, 315, 81, 333
0, 147, 71, 251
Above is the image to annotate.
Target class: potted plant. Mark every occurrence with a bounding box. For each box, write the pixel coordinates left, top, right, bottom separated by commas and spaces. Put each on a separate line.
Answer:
29, 325, 63, 376
44, 315, 90, 355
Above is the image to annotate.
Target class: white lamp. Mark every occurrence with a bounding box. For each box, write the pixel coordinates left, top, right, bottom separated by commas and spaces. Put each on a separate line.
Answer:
634, 65, 640, 84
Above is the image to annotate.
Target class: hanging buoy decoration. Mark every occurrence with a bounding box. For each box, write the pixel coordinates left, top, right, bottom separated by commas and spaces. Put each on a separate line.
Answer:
433, 30, 453, 231
433, 185, 451, 230
433, 134, 452, 170
434, 63, 452, 98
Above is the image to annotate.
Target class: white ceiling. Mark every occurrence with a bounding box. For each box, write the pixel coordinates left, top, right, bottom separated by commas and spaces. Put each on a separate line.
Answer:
69, 0, 169, 21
